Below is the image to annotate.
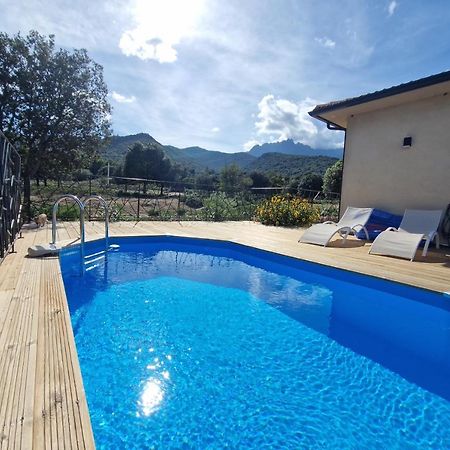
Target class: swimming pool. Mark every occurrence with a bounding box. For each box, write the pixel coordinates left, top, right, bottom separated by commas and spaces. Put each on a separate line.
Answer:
61, 236, 450, 449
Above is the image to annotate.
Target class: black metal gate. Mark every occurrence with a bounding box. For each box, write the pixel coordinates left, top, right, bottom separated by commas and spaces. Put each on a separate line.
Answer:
0, 130, 22, 260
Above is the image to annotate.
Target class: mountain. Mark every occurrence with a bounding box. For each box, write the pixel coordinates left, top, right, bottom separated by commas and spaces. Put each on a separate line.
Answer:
246, 153, 338, 178
102, 133, 161, 161
248, 139, 343, 159
164, 145, 255, 172
100, 133, 340, 177
101, 134, 256, 171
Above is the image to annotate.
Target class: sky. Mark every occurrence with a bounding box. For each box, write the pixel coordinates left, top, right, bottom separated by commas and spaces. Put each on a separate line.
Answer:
1, 0, 450, 153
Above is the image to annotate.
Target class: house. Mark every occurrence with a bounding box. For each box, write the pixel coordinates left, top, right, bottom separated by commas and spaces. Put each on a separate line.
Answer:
309, 71, 450, 217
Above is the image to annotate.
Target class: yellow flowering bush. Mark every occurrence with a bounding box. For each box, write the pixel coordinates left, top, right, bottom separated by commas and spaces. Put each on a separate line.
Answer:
255, 194, 320, 226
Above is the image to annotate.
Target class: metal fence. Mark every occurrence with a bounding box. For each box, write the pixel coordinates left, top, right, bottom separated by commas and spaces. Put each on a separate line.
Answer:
29, 176, 340, 223
0, 131, 22, 260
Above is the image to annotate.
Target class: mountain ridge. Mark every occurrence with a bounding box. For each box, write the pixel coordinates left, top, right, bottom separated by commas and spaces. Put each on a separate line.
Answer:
100, 133, 341, 175
248, 139, 342, 158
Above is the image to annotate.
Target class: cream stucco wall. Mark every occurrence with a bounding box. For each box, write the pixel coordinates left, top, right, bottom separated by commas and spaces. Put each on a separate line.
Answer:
341, 93, 450, 216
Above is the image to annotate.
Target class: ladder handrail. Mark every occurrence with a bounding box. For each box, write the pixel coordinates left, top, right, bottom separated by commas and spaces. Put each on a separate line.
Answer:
83, 195, 109, 248
52, 195, 85, 259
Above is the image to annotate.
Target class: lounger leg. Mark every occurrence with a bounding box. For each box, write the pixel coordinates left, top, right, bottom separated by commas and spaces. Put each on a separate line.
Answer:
363, 227, 369, 240
422, 238, 430, 257
341, 229, 351, 245
436, 234, 440, 249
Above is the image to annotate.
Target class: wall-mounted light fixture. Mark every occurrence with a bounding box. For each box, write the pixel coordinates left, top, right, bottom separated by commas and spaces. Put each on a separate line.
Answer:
403, 136, 412, 147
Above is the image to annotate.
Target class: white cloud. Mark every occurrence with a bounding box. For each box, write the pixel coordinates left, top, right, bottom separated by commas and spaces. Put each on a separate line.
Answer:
245, 95, 343, 150
119, 0, 205, 63
388, 1, 398, 16
111, 91, 136, 103
211, 127, 220, 133
315, 37, 336, 49
243, 139, 261, 151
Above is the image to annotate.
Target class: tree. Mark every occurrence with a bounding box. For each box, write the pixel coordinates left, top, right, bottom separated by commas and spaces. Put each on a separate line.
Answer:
298, 173, 323, 192
219, 164, 252, 193
90, 156, 107, 176
322, 160, 343, 194
195, 170, 218, 191
268, 173, 285, 187
0, 31, 111, 220
123, 142, 171, 180
249, 171, 271, 188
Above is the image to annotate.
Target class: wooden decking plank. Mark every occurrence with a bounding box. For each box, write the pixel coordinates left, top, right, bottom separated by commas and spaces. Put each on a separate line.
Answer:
50, 258, 88, 449
0, 227, 39, 449
48, 257, 66, 449
0, 256, 40, 449
11, 257, 41, 449
53, 255, 94, 449
48, 255, 79, 449
0, 230, 37, 334
13, 228, 47, 449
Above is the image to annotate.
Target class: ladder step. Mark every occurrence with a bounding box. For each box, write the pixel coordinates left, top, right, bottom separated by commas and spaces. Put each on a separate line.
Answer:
84, 254, 105, 265
84, 250, 107, 259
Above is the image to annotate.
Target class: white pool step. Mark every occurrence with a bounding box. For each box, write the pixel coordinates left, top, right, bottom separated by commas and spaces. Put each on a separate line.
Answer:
84, 250, 107, 267
85, 249, 107, 260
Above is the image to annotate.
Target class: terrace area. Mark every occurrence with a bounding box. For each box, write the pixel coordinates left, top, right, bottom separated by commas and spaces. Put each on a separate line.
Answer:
0, 220, 449, 448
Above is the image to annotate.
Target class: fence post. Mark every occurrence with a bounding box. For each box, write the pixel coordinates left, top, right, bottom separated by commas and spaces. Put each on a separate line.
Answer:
88, 177, 92, 220
137, 183, 141, 221
214, 192, 218, 221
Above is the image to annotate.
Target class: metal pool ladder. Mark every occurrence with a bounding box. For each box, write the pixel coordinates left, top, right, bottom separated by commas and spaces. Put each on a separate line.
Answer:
52, 194, 110, 272
83, 195, 109, 270
83, 195, 109, 248
52, 195, 85, 262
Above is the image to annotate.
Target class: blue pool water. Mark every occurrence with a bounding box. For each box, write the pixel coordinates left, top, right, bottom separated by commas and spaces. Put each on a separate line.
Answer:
60, 236, 450, 449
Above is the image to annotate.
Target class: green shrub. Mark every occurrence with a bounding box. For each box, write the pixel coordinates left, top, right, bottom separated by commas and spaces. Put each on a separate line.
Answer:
202, 192, 257, 221
185, 196, 203, 209
255, 194, 319, 226
322, 160, 343, 194
54, 204, 81, 221
319, 203, 339, 222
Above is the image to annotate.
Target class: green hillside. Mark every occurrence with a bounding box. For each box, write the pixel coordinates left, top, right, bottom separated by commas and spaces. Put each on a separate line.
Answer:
101, 133, 161, 161
246, 153, 338, 178
164, 145, 256, 171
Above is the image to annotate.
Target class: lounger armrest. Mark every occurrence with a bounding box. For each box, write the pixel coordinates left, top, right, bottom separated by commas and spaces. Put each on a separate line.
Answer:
427, 231, 437, 240
351, 223, 370, 240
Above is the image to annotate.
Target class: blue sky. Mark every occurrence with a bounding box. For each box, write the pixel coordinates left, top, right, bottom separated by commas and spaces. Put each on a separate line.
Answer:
2, 0, 450, 153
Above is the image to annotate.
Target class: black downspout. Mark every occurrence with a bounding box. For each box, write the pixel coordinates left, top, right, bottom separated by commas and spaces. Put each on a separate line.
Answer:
309, 113, 347, 218
338, 130, 348, 219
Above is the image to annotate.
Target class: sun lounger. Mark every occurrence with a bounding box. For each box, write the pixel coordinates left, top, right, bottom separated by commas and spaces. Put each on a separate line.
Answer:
369, 209, 442, 261
298, 207, 373, 247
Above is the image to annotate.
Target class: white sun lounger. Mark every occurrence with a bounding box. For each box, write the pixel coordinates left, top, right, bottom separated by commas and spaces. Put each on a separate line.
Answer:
298, 206, 373, 247
369, 209, 443, 261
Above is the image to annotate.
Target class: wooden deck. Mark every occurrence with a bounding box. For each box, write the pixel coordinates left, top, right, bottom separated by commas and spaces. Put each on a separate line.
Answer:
0, 220, 449, 449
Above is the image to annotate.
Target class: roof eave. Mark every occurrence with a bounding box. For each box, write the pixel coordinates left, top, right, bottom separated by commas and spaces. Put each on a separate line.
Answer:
308, 111, 346, 131
309, 69, 450, 118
